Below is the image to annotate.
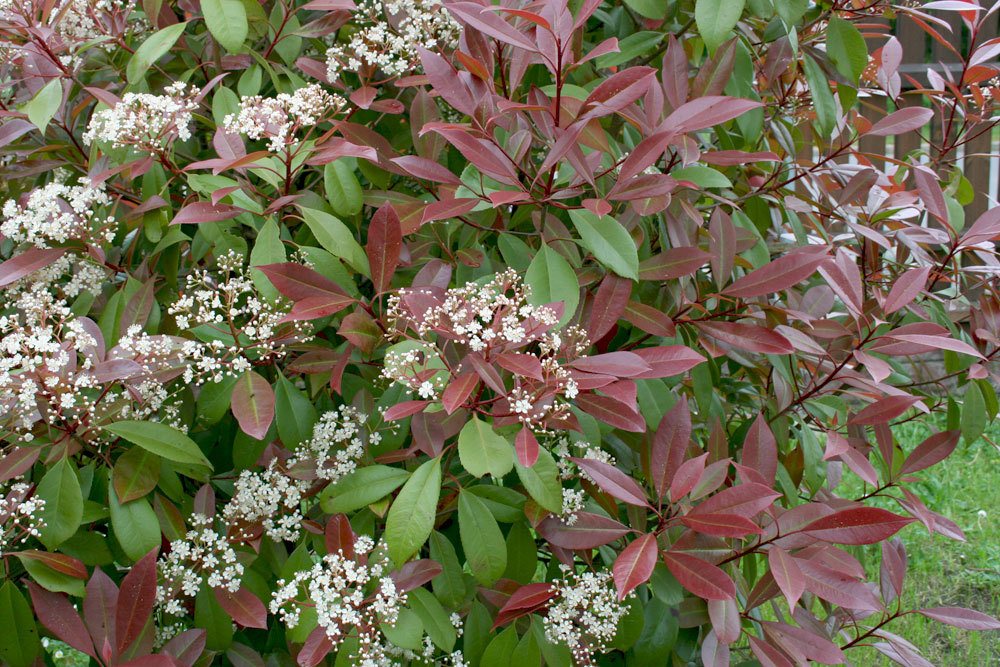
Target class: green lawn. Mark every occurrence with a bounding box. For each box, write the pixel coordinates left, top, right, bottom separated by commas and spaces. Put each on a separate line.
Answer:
847, 418, 1000, 666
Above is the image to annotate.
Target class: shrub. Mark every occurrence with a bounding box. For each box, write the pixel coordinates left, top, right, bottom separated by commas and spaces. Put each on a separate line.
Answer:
0, 0, 998, 665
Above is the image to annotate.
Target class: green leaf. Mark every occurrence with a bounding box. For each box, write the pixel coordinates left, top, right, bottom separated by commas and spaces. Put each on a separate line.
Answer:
961, 382, 987, 444
320, 465, 411, 513
481, 626, 519, 666
568, 209, 639, 280
37, 458, 83, 549
624, 0, 667, 20
671, 165, 733, 189
196, 374, 238, 426
108, 486, 161, 562
514, 446, 563, 513
196, 584, 234, 650
113, 445, 160, 503
458, 490, 507, 586
827, 17, 867, 84
408, 587, 457, 652
385, 457, 441, 564
324, 161, 364, 217
20, 78, 62, 133
429, 531, 467, 608
381, 608, 423, 651
595, 32, 664, 69
126, 22, 188, 83
274, 373, 318, 448
504, 521, 538, 583
695, 0, 746, 54
299, 206, 371, 277
525, 244, 579, 328
105, 421, 212, 468
0, 582, 39, 667
458, 417, 514, 479
249, 218, 286, 302
202, 0, 248, 53
802, 55, 836, 139
17, 556, 85, 596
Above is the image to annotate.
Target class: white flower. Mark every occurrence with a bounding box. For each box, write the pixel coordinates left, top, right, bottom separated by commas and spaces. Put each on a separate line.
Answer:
325, 0, 460, 80
1, 178, 112, 248
84, 82, 198, 149
289, 405, 369, 483
224, 84, 345, 152
222, 463, 308, 541
156, 514, 244, 616
0, 480, 46, 555
270, 539, 405, 664
543, 568, 629, 664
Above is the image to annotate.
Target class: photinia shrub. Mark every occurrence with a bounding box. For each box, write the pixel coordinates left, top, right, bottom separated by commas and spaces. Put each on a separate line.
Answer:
1, 0, 999, 665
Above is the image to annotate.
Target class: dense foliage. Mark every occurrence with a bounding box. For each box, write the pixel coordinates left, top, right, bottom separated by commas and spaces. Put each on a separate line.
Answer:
1, 0, 999, 665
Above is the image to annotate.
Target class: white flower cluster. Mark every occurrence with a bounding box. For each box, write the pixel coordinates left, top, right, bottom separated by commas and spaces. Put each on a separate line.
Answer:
4, 254, 108, 301
224, 84, 345, 152
222, 463, 308, 542
325, 0, 460, 80
391, 269, 560, 353
289, 405, 375, 482
0, 480, 46, 555
84, 82, 198, 149
1, 178, 113, 248
270, 537, 405, 664
157, 513, 244, 616
543, 567, 629, 665
550, 439, 615, 525
380, 344, 445, 400
169, 251, 310, 385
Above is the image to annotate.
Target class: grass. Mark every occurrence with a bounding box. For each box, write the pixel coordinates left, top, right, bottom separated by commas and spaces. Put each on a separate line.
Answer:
845, 417, 1000, 666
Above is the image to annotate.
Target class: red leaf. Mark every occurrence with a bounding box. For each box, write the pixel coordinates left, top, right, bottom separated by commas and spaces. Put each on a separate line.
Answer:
214, 587, 268, 629
797, 558, 882, 610
390, 156, 461, 185
883, 266, 931, 314
623, 302, 675, 337
900, 430, 960, 474
444, 2, 537, 51
256, 263, 349, 302
587, 274, 632, 342
83, 569, 118, 658
441, 372, 478, 414
695, 321, 794, 355
767, 546, 805, 609
723, 248, 828, 298
493, 583, 556, 628
171, 201, 243, 225
420, 197, 480, 224
680, 513, 762, 537
761, 621, 845, 665
495, 352, 544, 380
571, 457, 650, 507
638, 247, 711, 280
708, 598, 741, 644
575, 393, 646, 432
161, 629, 206, 667
741, 414, 777, 486
651, 400, 691, 499
367, 204, 402, 294
0, 247, 66, 287
0, 446, 40, 482
16, 550, 87, 578
391, 559, 443, 593
297, 626, 334, 667
571, 351, 651, 377
279, 294, 354, 322
670, 452, 708, 502
324, 514, 355, 559
750, 636, 795, 667
662, 551, 736, 600
231, 371, 275, 440
537, 512, 630, 549
690, 483, 781, 518
515, 427, 539, 467
115, 548, 158, 654
912, 164, 948, 224
663, 96, 763, 134
848, 395, 923, 425
917, 607, 1000, 630
867, 107, 933, 136
583, 67, 657, 115
701, 630, 731, 665
801, 507, 914, 545
612, 533, 658, 600
382, 400, 430, 421
632, 345, 705, 378
27, 582, 96, 658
